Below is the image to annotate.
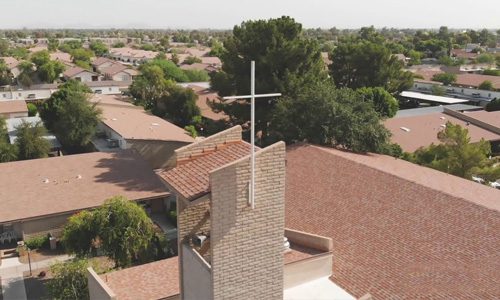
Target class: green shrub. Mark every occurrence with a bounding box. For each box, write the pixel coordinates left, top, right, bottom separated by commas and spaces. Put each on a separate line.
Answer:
25, 235, 49, 249
167, 210, 177, 225
27, 103, 37, 117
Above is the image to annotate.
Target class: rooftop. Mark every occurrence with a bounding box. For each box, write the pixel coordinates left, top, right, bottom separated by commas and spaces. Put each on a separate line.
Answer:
101, 257, 179, 300
6, 116, 61, 149
85, 80, 131, 88
285, 144, 500, 299
158, 141, 253, 201
0, 100, 28, 115
95, 96, 194, 143
455, 73, 500, 89
394, 104, 482, 118
0, 151, 169, 223
0, 56, 19, 69
101, 63, 128, 76
384, 112, 500, 152
188, 85, 226, 121
92, 57, 113, 67
400, 91, 468, 104
63, 66, 95, 78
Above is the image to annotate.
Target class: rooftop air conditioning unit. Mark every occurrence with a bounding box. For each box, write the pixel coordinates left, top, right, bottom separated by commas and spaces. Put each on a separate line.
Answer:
107, 139, 119, 148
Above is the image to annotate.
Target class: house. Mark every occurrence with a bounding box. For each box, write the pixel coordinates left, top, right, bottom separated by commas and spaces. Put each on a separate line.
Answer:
384, 108, 500, 152
100, 63, 139, 81
85, 80, 131, 95
63, 66, 100, 82
187, 85, 227, 121
0, 100, 28, 119
0, 83, 58, 101
91, 94, 194, 168
0, 151, 169, 241
451, 48, 478, 60
412, 79, 500, 102
109, 48, 158, 65
50, 51, 75, 68
285, 144, 500, 299
179, 63, 217, 73
454, 73, 500, 90
0, 56, 21, 79
91, 57, 116, 73
6, 116, 62, 154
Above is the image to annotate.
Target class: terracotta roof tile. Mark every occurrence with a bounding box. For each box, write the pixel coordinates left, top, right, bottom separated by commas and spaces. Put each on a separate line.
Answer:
0, 100, 28, 115
158, 141, 253, 200
285, 144, 500, 299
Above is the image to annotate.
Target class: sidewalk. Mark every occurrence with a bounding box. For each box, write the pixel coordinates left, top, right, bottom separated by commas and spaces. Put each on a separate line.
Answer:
0, 255, 72, 300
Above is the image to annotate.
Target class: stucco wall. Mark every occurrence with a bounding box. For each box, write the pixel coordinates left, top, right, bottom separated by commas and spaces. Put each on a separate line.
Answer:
20, 212, 73, 239
181, 244, 212, 300
87, 267, 116, 300
128, 140, 190, 169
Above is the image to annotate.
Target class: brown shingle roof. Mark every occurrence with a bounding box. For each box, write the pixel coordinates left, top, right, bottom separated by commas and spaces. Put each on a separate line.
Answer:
92, 57, 113, 67
101, 63, 128, 76
0, 100, 28, 115
463, 110, 500, 128
158, 141, 253, 200
285, 144, 500, 299
97, 100, 194, 143
455, 74, 500, 89
188, 85, 226, 121
0, 151, 169, 223
0, 57, 19, 69
384, 112, 500, 152
102, 257, 179, 300
63, 66, 95, 78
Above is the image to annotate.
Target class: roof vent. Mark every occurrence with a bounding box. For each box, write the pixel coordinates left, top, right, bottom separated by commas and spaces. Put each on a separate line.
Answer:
400, 127, 411, 132
42, 178, 49, 184
76, 175, 82, 179
151, 123, 159, 126
440, 124, 446, 128
440, 116, 446, 120
111, 118, 117, 121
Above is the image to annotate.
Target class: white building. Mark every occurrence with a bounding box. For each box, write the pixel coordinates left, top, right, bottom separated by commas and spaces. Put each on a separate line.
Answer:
0, 84, 58, 101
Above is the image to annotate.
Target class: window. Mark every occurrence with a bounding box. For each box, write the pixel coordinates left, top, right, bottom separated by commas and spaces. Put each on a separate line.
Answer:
94, 90, 102, 94
27, 94, 36, 99
109, 88, 112, 91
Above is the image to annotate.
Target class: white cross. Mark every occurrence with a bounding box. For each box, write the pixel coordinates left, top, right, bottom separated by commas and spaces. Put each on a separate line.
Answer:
223, 61, 281, 209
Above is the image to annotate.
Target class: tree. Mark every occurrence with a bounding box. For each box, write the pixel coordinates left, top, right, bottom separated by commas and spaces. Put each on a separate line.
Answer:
38, 60, 66, 83
357, 87, 398, 118
40, 80, 92, 129
14, 120, 51, 160
270, 82, 391, 153
478, 80, 494, 91
89, 41, 108, 57
485, 98, 500, 111
183, 69, 209, 82
62, 196, 157, 268
46, 259, 89, 300
171, 53, 180, 65
17, 61, 34, 87
40, 80, 100, 151
27, 103, 37, 117
210, 16, 325, 144
431, 84, 446, 96
184, 56, 202, 65
329, 40, 413, 93
31, 50, 51, 68
0, 59, 13, 86
411, 122, 495, 179
130, 64, 172, 109
476, 53, 495, 64
154, 85, 201, 127
0, 117, 18, 162
432, 73, 457, 85
53, 92, 101, 150
483, 69, 500, 76
141, 59, 189, 82
112, 41, 125, 48
70, 48, 93, 70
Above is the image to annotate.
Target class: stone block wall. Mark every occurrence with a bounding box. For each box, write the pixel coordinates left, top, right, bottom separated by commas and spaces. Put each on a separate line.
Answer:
209, 141, 286, 300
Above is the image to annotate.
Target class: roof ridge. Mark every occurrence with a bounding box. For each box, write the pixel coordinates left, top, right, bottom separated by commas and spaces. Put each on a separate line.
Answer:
310, 145, 500, 213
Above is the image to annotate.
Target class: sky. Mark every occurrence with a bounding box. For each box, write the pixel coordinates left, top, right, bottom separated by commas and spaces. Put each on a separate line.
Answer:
0, 0, 499, 29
